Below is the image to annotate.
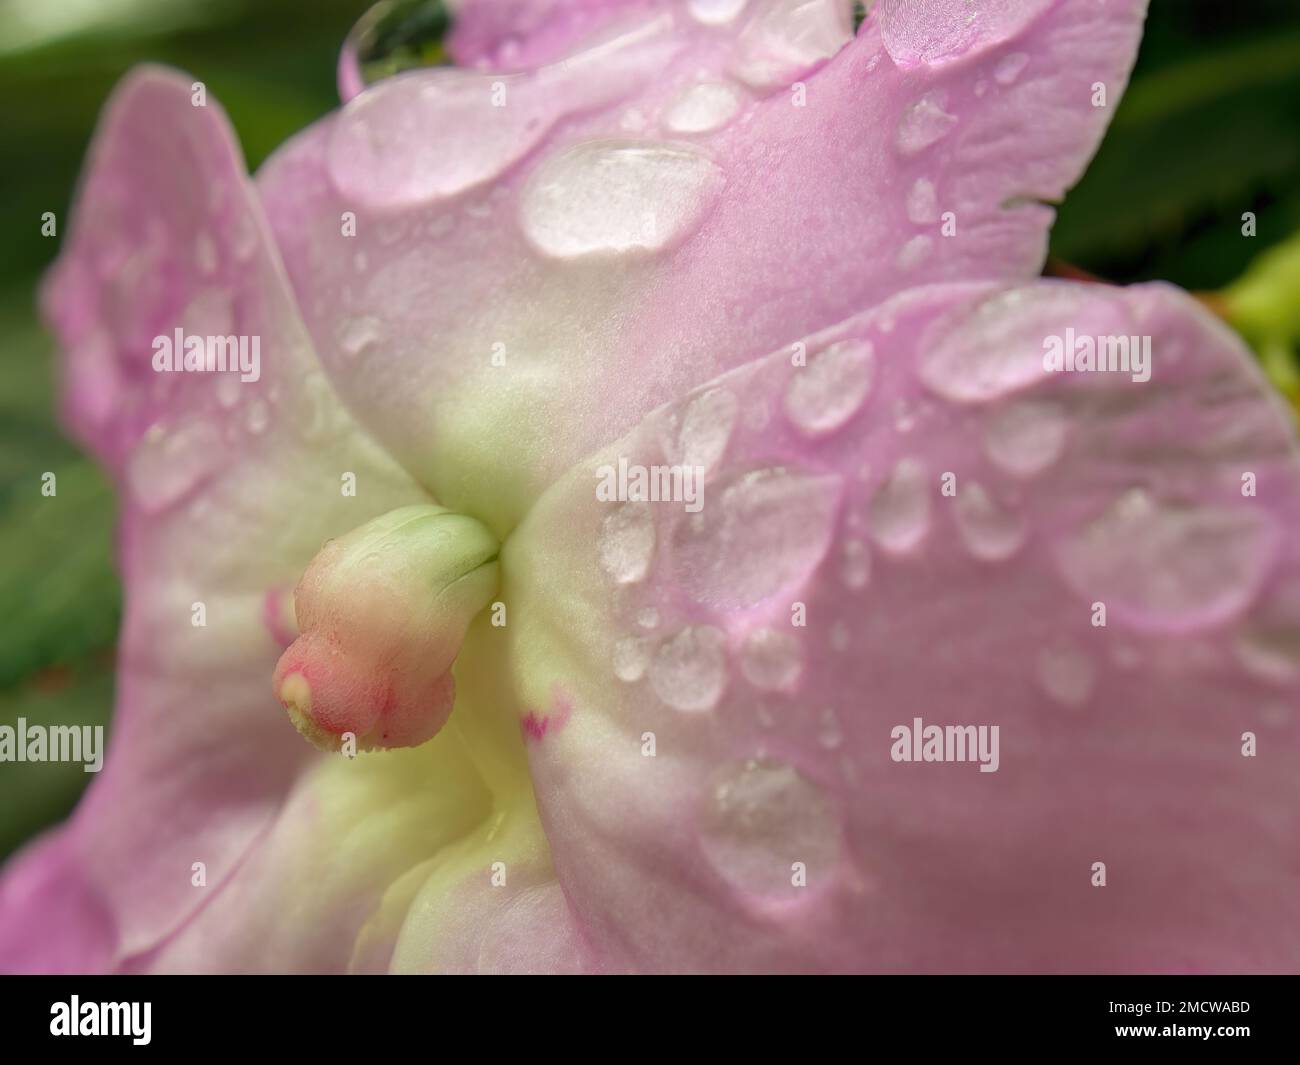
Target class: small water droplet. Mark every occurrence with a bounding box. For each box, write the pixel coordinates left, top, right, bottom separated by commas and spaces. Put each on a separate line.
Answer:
650, 625, 727, 711
953, 482, 1026, 561
688, 0, 747, 25
216, 373, 242, 410
840, 538, 871, 589
613, 636, 651, 682
983, 400, 1067, 478
817, 707, 843, 750
672, 467, 842, 609
895, 234, 933, 272
194, 230, 218, 276
1056, 489, 1277, 632
244, 397, 270, 435
292, 374, 335, 443
520, 140, 722, 258
1037, 644, 1095, 708
994, 51, 1029, 85
126, 421, 225, 514
783, 339, 875, 437
739, 627, 803, 691
665, 82, 741, 134
179, 287, 235, 339
699, 757, 841, 897
868, 458, 931, 554
896, 92, 957, 156
637, 605, 661, 629
829, 621, 850, 651
906, 177, 939, 224
229, 212, 258, 262
1234, 578, 1300, 685
338, 315, 385, 359
598, 501, 656, 584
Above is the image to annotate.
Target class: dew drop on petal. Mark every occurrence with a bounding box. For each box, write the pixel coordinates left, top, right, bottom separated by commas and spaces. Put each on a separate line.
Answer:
216, 373, 242, 410
906, 177, 939, 224
895, 234, 933, 272
598, 501, 656, 584
1037, 644, 1095, 708
895, 92, 957, 156
338, 315, 385, 359
520, 140, 722, 258
739, 626, 803, 690
868, 458, 931, 554
1234, 578, 1300, 685
840, 538, 871, 589
672, 468, 842, 609
994, 51, 1029, 85
194, 230, 218, 276
126, 420, 225, 514
665, 82, 741, 134
650, 625, 727, 711
983, 400, 1067, 477
953, 482, 1026, 561
677, 387, 739, 473
688, 0, 748, 25
1056, 489, 1278, 632
817, 707, 843, 750
613, 635, 651, 682
699, 758, 841, 897
783, 339, 875, 437
244, 397, 270, 435
637, 605, 661, 629
731, 0, 854, 89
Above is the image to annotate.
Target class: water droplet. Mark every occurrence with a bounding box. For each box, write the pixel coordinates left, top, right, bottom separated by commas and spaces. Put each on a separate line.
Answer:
783, 339, 874, 437
895, 234, 933, 272
293, 374, 335, 443
126, 420, 225, 514
1234, 578, 1300, 685
665, 82, 741, 134
637, 605, 661, 629
868, 458, 931, 554
179, 287, 235, 338
876, 0, 1055, 68
1037, 644, 1095, 708
676, 387, 739, 473
953, 482, 1026, 561
817, 707, 843, 750
650, 625, 727, 711
229, 212, 258, 262
906, 177, 939, 224
840, 538, 871, 589
689, 0, 747, 25
829, 621, 850, 651
194, 230, 218, 276
1056, 489, 1278, 632
994, 51, 1029, 85
245, 397, 270, 435
598, 501, 656, 584
732, 0, 854, 89
338, 315, 385, 359
672, 467, 841, 609
919, 285, 1114, 403
216, 373, 242, 410
613, 636, 651, 682
520, 140, 722, 258
699, 757, 841, 897
895, 92, 957, 156
983, 400, 1067, 478
739, 626, 803, 690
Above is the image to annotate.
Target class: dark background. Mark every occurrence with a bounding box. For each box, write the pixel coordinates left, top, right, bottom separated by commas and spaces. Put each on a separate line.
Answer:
1, 0, 1298, 857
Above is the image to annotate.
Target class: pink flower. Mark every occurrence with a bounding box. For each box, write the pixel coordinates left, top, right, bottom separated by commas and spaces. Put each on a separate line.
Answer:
4, 0, 1298, 973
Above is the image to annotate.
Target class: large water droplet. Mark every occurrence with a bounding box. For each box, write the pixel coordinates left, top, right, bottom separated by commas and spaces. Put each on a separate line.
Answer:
672, 467, 841, 609
895, 92, 957, 156
520, 140, 722, 258
868, 458, 931, 554
650, 625, 727, 711
953, 482, 1026, 561
1056, 489, 1278, 632
699, 757, 841, 897
675, 387, 739, 473
1037, 644, 1095, 708
613, 635, 652, 682
665, 82, 741, 134
876, 0, 1055, 68
598, 501, 656, 584
732, 0, 855, 89
918, 285, 1118, 403
739, 626, 803, 690
783, 339, 875, 437
983, 400, 1067, 478
126, 420, 225, 514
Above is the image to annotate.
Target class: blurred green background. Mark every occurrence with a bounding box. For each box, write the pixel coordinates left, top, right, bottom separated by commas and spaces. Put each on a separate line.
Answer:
1, 0, 1299, 859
